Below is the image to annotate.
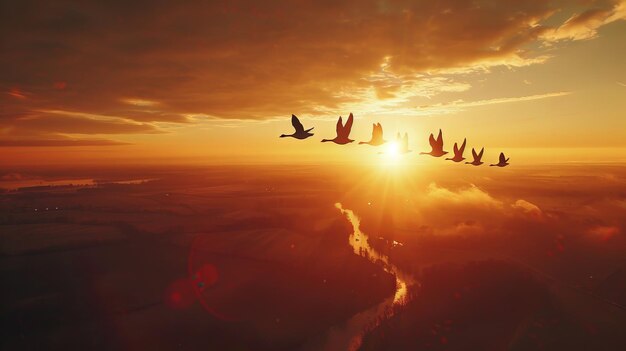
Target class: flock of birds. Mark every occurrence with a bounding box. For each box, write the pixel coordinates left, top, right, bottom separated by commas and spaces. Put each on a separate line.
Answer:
280, 113, 510, 167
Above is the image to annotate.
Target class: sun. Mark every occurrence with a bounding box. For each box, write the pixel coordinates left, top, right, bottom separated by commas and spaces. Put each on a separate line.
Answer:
384, 141, 400, 158
377, 141, 404, 169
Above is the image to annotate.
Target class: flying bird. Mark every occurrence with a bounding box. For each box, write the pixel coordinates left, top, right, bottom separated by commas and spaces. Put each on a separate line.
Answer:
420, 129, 448, 157
399, 132, 411, 154
490, 152, 510, 167
280, 114, 314, 139
321, 113, 355, 145
359, 123, 385, 146
465, 147, 484, 166
446, 138, 467, 162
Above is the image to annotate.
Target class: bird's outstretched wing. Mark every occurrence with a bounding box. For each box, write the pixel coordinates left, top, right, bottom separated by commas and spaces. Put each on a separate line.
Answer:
453, 142, 459, 154
344, 113, 354, 135
429, 133, 436, 148
436, 129, 443, 148
499, 152, 506, 164
459, 138, 466, 154
336, 116, 344, 137
373, 123, 383, 140
472, 148, 478, 160
291, 114, 304, 133
478, 148, 484, 160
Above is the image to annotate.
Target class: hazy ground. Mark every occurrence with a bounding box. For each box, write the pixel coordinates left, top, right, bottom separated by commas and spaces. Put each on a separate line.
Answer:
1, 163, 625, 350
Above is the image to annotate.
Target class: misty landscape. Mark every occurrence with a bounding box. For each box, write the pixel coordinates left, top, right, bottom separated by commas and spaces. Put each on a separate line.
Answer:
2, 164, 625, 350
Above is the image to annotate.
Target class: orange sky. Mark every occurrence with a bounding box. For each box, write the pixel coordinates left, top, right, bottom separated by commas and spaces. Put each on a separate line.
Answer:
1, 0, 625, 165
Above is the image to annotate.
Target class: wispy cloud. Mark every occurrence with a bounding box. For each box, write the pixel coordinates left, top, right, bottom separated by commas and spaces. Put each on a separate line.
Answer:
419, 91, 572, 114
0, 138, 130, 147
6, 88, 27, 99
6, 110, 164, 136
36, 109, 148, 124
121, 98, 160, 107
541, 0, 626, 42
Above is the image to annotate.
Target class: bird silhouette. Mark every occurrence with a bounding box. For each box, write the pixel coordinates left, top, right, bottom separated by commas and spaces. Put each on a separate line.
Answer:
446, 138, 467, 162
490, 152, 510, 167
399, 132, 411, 154
321, 113, 354, 144
359, 123, 385, 146
280, 114, 314, 139
465, 147, 484, 166
420, 129, 448, 157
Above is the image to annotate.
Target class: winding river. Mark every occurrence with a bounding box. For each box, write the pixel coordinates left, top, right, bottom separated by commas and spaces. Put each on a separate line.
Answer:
318, 203, 416, 351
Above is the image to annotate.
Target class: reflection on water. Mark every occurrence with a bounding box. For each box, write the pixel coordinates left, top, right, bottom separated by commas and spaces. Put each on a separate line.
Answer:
338, 203, 412, 305
321, 203, 415, 351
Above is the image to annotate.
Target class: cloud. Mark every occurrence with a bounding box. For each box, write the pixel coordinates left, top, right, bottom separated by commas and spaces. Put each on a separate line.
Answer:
394, 184, 555, 236
541, 1, 626, 42
423, 183, 503, 209
0, 0, 618, 128
8, 113, 162, 135
121, 98, 160, 107
7, 88, 28, 99
511, 199, 544, 219
419, 91, 571, 114
587, 225, 621, 241
0, 109, 164, 144
0, 138, 129, 147
0, 0, 623, 144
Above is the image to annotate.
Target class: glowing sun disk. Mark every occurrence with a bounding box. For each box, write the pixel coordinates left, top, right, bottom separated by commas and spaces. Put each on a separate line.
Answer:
385, 141, 400, 158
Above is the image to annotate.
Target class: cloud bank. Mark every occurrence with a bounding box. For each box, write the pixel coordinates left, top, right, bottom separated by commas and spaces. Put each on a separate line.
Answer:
1, 0, 624, 145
